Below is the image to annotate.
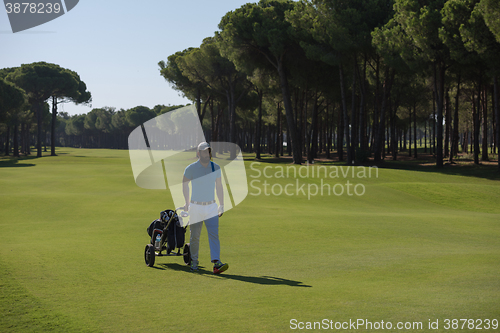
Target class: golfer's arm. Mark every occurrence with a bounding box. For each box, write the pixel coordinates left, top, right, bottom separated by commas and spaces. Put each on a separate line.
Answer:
216, 177, 224, 206
183, 175, 190, 207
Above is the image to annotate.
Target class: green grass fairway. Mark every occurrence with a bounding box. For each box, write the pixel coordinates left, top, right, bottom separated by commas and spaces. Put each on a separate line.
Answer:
1, 148, 499, 332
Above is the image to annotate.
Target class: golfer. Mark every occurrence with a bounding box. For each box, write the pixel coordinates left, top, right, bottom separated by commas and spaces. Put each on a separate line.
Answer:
183, 142, 228, 274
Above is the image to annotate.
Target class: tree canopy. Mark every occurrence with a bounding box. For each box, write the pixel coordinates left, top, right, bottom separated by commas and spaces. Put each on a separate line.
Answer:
6, 62, 91, 157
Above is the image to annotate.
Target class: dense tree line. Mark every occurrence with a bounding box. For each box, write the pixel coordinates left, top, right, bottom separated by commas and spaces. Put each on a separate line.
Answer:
2, 0, 500, 171
159, 0, 500, 170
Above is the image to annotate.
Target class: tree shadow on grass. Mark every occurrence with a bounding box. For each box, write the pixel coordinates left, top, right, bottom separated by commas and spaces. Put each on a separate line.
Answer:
249, 155, 296, 165
159, 263, 312, 287
379, 157, 500, 181
246, 152, 500, 181
0, 158, 36, 168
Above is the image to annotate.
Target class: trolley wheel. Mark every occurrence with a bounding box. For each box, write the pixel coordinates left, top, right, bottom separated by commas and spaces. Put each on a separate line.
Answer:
144, 244, 155, 267
183, 243, 191, 266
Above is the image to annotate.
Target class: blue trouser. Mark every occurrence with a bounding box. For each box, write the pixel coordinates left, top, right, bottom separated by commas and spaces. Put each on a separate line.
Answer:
188, 203, 220, 264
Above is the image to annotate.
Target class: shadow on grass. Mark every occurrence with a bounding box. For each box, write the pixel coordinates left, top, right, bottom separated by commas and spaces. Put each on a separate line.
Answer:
250, 156, 296, 165
245, 151, 500, 181
379, 158, 500, 181
0, 156, 36, 168
159, 263, 312, 287
150, 265, 167, 270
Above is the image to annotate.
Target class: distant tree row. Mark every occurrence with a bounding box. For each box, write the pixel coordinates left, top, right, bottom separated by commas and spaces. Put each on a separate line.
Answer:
55, 105, 187, 149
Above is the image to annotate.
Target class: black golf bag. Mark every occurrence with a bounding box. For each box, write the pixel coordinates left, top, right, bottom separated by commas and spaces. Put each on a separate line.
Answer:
147, 209, 186, 254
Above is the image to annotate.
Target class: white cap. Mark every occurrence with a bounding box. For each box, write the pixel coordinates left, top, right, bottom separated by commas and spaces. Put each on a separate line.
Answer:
197, 142, 210, 151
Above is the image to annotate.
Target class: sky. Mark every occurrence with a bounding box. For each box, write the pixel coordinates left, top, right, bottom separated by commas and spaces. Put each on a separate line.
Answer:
1, 0, 254, 115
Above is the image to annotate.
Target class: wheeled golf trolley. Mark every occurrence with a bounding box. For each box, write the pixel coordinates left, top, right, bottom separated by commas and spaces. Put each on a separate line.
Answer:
144, 207, 191, 267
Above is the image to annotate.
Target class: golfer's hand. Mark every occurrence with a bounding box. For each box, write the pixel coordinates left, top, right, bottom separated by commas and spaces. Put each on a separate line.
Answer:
218, 205, 224, 217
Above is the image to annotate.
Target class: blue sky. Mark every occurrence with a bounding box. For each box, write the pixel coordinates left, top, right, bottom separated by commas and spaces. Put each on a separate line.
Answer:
1, 0, 253, 115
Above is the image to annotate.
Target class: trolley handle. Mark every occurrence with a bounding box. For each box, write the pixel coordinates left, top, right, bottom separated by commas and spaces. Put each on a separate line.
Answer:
176, 207, 189, 218
175, 206, 189, 228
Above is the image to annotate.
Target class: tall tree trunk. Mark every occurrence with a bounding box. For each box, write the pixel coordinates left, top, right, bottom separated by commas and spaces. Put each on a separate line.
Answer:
200, 95, 211, 124
491, 83, 500, 155
432, 90, 436, 155
36, 101, 43, 158
256, 90, 263, 160
308, 94, 319, 164
403, 126, 407, 151
413, 102, 417, 159
196, 87, 201, 120
51, 96, 57, 156
494, 76, 500, 171
482, 84, 489, 161
374, 67, 394, 163
474, 75, 481, 165
409, 111, 412, 157
384, 107, 390, 159
293, 88, 299, 157
339, 62, 351, 165
20, 123, 25, 155
326, 104, 331, 159
303, 91, 309, 158
373, 55, 380, 152
491, 84, 497, 154
359, 54, 367, 153
13, 121, 19, 157
337, 102, 344, 161
424, 119, 427, 154
277, 58, 301, 164
209, 100, 217, 158
280, 121, 284, 156
25, 123, 31, 155
4, 126, 10, 156
267, 125, 272, 155
445, 90, 451, 158
434, 62, 445, 167
464, 128, 469, 154
227, 82, 237, 159
275, 103, 281, 158
450, 73, 461, 163
318, 117, 323, 155
350, 58, 358, 163
210, 99, 215, 142
391, 102, 398, 160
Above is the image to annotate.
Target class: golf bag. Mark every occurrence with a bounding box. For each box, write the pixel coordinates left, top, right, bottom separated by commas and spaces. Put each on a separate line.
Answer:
147, 210, 186, 254
147, 219, 165, 237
